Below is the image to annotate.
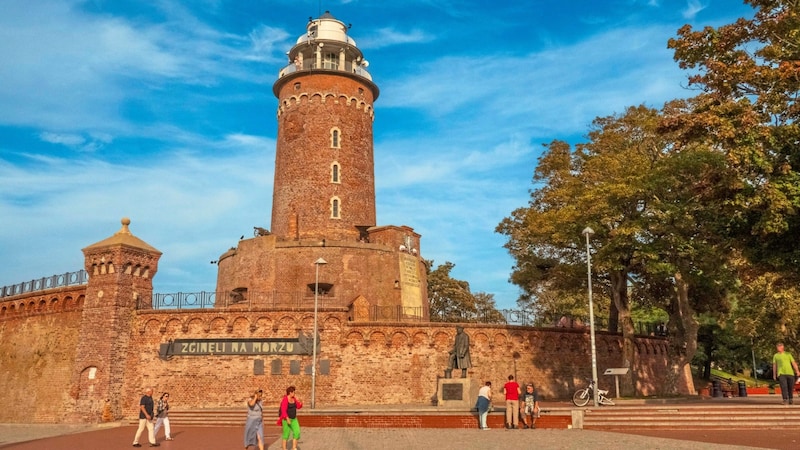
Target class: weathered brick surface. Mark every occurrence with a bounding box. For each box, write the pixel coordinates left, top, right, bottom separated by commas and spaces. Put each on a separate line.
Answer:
215, 233, 425, 315
0, 288, 668, 424
272, 73, 376, 242
0, 287, 85, 423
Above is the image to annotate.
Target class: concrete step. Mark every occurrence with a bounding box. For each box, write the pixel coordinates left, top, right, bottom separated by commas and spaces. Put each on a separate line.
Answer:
582, 405, 800, 430
137, 408, 570, 429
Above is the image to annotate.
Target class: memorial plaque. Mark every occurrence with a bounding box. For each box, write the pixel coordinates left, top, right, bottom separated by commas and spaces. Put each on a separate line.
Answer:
442, 383, 463, 401
271, 359, 282, 375
253, 359, 264, 375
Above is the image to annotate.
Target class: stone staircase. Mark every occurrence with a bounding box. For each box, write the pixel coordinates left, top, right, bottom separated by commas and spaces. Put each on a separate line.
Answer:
134, 401, 800, 430
140, 407, 570, 429
581, 404, 800, 430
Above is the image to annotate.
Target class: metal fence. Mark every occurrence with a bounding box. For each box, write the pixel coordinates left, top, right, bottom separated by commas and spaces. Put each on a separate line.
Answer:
369, 306, 425, 322
146, 291, 349, 310
143, 292, 664, 334
0, 270, 88, 298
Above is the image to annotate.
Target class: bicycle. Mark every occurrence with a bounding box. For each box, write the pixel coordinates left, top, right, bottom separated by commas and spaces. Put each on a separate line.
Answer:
572, 379, 615, 406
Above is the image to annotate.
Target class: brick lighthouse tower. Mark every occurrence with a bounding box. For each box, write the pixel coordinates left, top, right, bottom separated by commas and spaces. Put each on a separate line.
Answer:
271, 11, 379, 242
215, 12, 428, 321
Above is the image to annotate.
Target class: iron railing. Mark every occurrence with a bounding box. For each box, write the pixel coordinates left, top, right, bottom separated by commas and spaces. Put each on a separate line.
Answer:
146, 291, 348, 310
1, 270, 88, 298
369, 306, 425, 322
278, 59, 373, 81
144, 292, 665, 334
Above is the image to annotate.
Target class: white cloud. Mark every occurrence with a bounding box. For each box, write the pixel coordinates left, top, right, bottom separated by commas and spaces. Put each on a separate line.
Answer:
682, 0, 707, 20
0, 133, 275, 293
358, 27, 434, 49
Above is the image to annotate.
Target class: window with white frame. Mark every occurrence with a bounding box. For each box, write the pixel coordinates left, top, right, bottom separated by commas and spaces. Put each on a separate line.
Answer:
331, 197, 341, 219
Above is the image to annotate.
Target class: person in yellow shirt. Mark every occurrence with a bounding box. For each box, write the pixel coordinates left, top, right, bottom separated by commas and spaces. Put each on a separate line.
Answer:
772, 342, 800, 405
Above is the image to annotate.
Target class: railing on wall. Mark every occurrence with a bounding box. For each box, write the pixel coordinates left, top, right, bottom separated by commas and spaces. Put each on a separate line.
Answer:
369, 306, 425, 322
144, 292, 665, 334
146, 291, 347, 310
0, 270, 88, 298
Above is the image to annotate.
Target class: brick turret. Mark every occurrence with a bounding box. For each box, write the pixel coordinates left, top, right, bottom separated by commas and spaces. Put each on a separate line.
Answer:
70, 218, 161, 421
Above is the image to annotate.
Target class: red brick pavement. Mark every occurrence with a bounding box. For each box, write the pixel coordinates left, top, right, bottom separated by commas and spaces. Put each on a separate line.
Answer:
0, 425, 798, 450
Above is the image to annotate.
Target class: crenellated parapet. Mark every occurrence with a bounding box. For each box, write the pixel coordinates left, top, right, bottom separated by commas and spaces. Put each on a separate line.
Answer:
277, 92, 375, 119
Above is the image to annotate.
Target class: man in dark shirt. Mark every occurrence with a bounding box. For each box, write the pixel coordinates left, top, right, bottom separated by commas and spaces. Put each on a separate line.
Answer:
132, 387, 159, 447
520, 383, 540, 429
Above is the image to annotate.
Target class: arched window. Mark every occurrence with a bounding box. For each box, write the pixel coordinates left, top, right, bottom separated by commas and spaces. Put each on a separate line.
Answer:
331, 197, 341, 219
331, 162, 340, 183
330, 128, 341, 148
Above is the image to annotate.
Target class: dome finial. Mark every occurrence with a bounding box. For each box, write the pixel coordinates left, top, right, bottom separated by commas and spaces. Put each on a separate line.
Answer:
119, 217, 132, 235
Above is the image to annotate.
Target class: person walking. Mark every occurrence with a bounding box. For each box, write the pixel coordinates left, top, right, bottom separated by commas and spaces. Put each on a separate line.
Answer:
277, 386, 303, 450
132, 388, 159, 447
773, 342, 800, 405
153, 392, 173, 441
244, 389, 265, 450
475, 381, 492, 430
503, 375, 521, 429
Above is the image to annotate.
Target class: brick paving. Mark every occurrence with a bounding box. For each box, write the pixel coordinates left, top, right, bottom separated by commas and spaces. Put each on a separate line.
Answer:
1, 423, 797, 450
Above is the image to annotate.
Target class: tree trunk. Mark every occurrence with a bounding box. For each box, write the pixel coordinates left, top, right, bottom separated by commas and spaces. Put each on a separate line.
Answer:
666, 271, 699, 395
608, 299, 619, 334
609, 269, 636, 396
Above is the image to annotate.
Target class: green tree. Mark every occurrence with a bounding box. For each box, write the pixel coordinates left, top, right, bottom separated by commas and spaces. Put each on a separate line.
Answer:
498, 106, 669, 395
667, 0, 800, 360
427, 261, 505, 323
499, 104, 741, 395
667, 0, 800, 275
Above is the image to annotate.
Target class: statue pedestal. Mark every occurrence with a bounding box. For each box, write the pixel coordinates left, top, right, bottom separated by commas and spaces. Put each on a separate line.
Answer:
436, 377, 475, 409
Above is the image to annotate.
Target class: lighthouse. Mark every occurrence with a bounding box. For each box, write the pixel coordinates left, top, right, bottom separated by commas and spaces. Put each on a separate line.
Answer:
215, 12, 427, 321
272, 11, 379, 242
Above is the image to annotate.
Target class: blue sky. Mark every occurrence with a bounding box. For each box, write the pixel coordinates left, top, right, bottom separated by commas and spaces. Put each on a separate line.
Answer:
0, 0, 754, 309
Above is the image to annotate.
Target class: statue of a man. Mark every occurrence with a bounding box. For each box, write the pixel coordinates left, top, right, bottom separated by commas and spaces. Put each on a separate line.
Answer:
446, 326, 472, 378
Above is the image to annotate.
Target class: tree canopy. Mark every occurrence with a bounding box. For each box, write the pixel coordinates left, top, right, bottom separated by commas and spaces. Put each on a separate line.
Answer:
427, 261, 505, 324
497, 1, 800, 392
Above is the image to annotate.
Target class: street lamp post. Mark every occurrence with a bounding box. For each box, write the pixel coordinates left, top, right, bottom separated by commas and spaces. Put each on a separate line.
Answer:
311, 257, 327, 409
582, 227, 600, 407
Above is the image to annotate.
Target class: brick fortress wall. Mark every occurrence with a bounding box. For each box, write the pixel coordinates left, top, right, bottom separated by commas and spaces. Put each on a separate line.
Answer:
0, 286, 86, 422
0, 294, 668, 423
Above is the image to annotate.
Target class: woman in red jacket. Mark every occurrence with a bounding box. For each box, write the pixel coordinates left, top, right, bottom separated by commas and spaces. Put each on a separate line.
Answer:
276, 385, 302, 450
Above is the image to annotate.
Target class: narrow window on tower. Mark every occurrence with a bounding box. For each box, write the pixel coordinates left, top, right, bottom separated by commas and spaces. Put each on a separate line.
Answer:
330, 128, 341, 148
331, 162, 340, 183
331, 197, 341, 219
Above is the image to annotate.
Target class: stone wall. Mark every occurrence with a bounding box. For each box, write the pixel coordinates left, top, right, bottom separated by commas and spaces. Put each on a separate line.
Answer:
120, 310, 667, 419
0, 289, 668, 423
0, 286, 85, 423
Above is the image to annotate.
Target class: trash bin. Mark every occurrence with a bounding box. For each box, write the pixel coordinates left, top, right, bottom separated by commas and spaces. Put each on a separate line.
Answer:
712, 380, 722, 397
738, 380, 747, 397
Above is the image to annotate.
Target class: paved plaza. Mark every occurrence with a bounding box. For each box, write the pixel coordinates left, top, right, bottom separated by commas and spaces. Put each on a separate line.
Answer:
1, 423, 798, 450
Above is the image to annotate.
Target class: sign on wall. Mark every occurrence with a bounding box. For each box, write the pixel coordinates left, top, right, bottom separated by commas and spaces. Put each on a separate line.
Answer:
158, 332, 317, 360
